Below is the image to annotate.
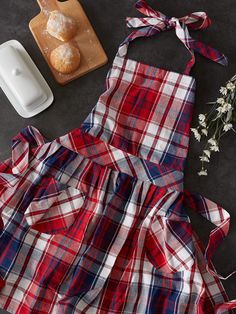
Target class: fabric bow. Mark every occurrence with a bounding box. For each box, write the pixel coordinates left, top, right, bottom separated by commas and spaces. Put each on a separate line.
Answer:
120, 0, 228, 74
0, 126, 47, 188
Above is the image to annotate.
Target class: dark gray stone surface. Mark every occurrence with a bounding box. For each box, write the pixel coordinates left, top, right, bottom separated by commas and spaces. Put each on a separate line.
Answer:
0, 0, 235, 313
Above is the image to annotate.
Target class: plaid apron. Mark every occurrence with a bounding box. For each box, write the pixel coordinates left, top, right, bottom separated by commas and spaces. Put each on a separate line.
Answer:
0, 1, 235, 313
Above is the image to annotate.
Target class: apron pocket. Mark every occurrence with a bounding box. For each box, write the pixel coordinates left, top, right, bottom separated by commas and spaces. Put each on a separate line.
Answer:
24, 176, 85, 234
145, 214, 195, 273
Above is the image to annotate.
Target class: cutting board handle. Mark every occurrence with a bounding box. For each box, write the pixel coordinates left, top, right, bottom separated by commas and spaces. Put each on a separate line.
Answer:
37, 0, 59, 12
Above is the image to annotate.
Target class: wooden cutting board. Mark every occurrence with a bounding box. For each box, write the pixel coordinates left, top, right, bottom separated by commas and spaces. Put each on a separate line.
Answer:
29, 0, 108, 85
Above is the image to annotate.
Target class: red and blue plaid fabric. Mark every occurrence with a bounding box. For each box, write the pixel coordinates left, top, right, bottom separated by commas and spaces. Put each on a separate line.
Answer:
0, 1, 235, 313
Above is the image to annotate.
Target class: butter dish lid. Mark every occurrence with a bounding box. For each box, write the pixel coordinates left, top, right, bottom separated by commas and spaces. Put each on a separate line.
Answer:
0, 40, 53, 118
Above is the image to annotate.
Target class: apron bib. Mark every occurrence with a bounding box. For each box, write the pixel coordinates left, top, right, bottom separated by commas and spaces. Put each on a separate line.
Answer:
0, 1, 235, 313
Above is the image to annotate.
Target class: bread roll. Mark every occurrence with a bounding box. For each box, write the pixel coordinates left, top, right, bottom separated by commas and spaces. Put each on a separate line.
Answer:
50, 43, 81, 74
46, 10, 78, 42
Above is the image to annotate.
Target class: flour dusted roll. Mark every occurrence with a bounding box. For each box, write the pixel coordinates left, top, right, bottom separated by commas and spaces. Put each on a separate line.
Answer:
50, 43, 81, 74
46, 10, 78, 42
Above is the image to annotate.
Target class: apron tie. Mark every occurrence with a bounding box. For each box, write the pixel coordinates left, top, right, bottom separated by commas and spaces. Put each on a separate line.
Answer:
11, 126, 46, 175
184, 190, 236, 280
119, 0, 228, 74
184, 191, 236, 312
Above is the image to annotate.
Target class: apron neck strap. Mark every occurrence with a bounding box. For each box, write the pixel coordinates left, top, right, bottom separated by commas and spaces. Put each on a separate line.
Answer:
117, 0, 228, 75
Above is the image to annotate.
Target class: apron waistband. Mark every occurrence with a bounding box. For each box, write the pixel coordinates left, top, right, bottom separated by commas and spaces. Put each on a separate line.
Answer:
118, 0, 228, 74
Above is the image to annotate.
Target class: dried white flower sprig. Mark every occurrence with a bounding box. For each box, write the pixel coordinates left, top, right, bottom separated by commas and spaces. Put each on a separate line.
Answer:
191, 74, 236, 176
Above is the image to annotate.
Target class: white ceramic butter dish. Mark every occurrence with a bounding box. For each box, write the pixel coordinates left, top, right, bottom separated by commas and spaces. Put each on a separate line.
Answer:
0, 40, 53, 118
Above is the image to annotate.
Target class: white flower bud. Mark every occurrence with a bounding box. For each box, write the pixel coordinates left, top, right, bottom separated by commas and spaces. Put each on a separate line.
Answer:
217, 98, 225, 105
200, 156, 210, 162
226, 82, 235, 91
210, 145, 219, 152
198, 169, 208, 176
223, 123, 233, 132
201, 129, 208, 136
203, 150, 211, 158
220, 87, 228, 95
191, 128, 201, 142
208, 138, 217, 146
198, 114, 206, 122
